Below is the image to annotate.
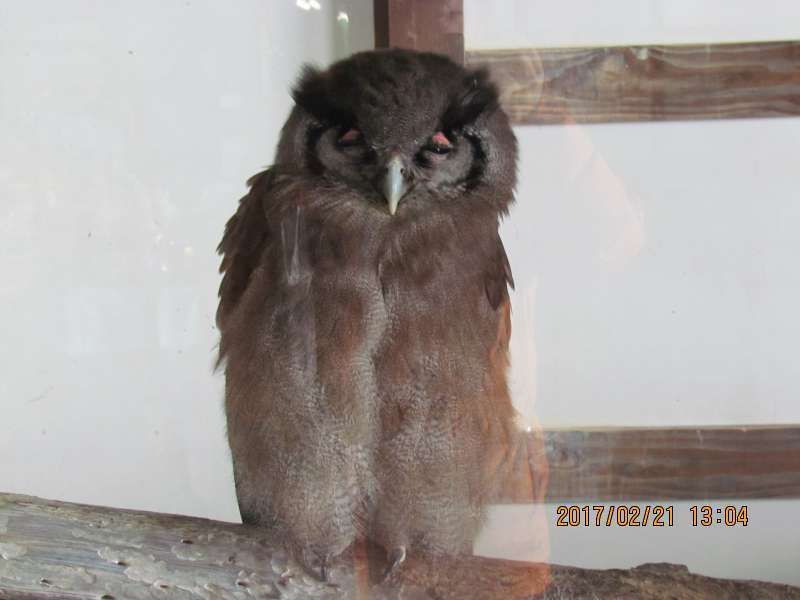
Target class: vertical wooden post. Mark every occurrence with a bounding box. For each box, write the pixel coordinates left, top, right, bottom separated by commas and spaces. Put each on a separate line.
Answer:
374, 0, 464, 65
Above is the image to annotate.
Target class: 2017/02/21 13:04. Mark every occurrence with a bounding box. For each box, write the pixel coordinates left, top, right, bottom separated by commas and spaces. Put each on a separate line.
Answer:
555, 505, 749, 527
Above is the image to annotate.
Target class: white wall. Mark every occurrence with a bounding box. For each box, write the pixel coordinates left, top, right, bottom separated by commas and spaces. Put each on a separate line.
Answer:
0, 0, 373, 522
507, 119, 800, 428
465, 0, 800, 586
466, 0, 800, 49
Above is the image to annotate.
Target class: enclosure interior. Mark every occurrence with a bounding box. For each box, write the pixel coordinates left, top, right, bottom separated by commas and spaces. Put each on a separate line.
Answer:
1, 0, 798, 587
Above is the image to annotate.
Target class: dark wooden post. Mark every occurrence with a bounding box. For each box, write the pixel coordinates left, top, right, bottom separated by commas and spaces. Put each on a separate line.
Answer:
374, 0, 464, 64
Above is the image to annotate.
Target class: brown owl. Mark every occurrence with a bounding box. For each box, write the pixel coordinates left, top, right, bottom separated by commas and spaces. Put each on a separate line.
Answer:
217, 49, 518, 580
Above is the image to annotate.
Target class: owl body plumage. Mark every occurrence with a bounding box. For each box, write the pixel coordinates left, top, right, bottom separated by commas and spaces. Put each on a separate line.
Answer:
218, 49, 518, 571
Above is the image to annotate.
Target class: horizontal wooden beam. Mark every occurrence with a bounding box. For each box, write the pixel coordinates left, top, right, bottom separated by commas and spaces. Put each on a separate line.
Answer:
498, 426, 800, 504
2, 493, 798, 598
466, 40, 800, 124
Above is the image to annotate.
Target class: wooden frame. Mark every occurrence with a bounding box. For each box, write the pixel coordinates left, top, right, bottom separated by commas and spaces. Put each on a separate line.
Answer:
374, 1, 800, 504
466, 41, 800, 125
375, 4, 800, 124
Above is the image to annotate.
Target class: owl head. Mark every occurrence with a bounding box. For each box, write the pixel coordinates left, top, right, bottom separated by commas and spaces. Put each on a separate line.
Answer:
274, 49, 517, 219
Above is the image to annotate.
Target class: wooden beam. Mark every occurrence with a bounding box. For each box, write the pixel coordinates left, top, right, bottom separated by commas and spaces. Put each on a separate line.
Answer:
466, 40, 800, 125
374, 0, 464, 64
498, 426, 800, 504
2, 493, 798, 599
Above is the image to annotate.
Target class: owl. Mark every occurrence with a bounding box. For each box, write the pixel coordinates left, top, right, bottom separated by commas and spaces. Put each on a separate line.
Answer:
217, 49, 519, 580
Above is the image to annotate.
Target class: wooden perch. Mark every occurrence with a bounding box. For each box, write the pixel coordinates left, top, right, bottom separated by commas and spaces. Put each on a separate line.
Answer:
1, 493, 799, 599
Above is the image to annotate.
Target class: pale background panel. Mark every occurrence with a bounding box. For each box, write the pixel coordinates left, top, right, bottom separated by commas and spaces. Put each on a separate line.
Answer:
0, 0, 373, 522
466, 0, 800, 49
506, 119, 800, 428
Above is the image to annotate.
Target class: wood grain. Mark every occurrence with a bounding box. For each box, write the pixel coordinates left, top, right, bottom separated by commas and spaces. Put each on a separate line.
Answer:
0, 492, 543, 599
466, 41, 800, 124
374, 0, 464, 64
2, 493, 799, 599
497, 426, 800, 504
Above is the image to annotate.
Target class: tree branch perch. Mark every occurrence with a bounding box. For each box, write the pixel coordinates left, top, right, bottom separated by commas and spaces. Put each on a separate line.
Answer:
1, 493, 798, 599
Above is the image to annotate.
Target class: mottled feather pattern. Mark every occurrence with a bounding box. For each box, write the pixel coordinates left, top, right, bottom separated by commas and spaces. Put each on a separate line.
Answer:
217, 49, 520, 574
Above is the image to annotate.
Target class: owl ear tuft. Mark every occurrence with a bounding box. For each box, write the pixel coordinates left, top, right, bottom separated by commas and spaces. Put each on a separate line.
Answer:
292, 65, 353, 126
442, 68, 499, 130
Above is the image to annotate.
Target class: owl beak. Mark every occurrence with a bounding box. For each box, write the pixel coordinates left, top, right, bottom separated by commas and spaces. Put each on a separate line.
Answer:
383, 156, 408, 216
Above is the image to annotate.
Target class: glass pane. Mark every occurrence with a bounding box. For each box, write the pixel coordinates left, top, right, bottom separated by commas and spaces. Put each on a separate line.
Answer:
2, 0, 799, 596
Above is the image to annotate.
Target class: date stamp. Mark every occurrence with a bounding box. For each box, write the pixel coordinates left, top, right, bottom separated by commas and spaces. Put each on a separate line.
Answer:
555, 504, 749, 527
556, 505, 674, 527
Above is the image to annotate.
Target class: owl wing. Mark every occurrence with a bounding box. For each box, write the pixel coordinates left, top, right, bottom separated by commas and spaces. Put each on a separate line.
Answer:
484, 235, 514, 312
481, 235, 520, 492
216, 169, 274, 331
